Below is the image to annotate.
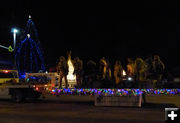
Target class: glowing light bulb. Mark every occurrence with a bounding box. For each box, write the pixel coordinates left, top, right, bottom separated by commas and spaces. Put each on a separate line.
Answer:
122, 70, 126, 76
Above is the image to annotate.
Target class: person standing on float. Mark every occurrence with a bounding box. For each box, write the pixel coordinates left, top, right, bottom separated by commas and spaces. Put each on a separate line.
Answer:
73, 57, 83, 87
57, 56, 68, 88
134, 57, 146, 88
114, 60, 123, 87
127, 58, 135, 77
152, 55, 165, 87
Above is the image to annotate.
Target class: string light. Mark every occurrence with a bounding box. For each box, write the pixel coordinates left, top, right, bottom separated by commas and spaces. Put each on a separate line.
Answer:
49, 88, 180, 96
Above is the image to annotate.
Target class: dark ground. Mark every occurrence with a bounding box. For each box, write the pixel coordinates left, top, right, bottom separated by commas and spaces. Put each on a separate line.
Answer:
0, 95, 179, 123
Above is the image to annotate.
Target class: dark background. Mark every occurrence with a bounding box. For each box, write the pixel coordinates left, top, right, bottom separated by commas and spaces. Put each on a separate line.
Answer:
0, 1, 180, 70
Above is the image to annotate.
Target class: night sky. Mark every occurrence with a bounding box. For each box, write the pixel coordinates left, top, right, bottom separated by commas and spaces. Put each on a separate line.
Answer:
0, 1, 180, 70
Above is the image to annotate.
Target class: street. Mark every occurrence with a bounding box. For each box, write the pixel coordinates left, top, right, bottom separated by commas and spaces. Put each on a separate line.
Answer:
0, 95, 177, 123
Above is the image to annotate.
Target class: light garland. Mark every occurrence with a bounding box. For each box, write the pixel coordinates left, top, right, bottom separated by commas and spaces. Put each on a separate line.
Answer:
49, 88, 180, 96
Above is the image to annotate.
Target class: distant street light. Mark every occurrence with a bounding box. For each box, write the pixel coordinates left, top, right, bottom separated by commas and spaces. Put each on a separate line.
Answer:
11, 28, 19, 50
11, 28, 19, 67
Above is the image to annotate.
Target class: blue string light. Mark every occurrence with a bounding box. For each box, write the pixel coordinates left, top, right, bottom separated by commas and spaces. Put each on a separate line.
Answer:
15, 17, 46, 78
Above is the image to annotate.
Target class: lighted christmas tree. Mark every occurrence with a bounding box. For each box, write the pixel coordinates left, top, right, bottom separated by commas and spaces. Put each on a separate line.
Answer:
15, 15, 46, 78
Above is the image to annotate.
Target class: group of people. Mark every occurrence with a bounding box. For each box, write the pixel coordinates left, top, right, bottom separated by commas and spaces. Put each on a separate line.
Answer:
56, 51, 165, 88
56, 51, 83, 88
126, 55, 165, 87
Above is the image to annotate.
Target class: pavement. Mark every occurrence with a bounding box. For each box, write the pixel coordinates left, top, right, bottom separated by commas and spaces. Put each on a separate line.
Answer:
0, 95, 179, 123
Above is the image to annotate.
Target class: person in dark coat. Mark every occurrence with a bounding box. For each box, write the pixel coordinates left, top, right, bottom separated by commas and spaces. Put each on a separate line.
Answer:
57, 56, 68, 88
